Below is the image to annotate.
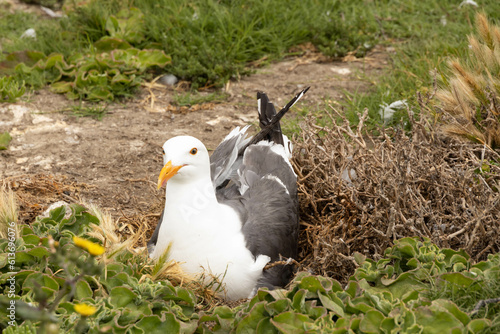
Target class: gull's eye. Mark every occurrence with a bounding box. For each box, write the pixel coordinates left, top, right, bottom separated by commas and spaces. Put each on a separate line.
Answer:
190, 148, 198, 155
162, 148, 165, 156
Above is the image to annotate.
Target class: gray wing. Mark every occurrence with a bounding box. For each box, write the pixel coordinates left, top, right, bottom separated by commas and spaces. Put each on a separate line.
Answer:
210, 126, 251, 189
216, 89, 308, 289
218, 143, 299, 289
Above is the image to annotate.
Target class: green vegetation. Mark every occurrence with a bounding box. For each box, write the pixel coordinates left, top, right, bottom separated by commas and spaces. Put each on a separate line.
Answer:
1, 0, 499, 127
0, 132, 12, 150
1, 206, 499, 332
61, 103, 109, 120
0, 77, 25, 103
0, 0, 379, 102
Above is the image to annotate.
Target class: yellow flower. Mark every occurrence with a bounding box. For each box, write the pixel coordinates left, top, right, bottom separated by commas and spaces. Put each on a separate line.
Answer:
74, 303, 97, 316
73, 236, 105, 256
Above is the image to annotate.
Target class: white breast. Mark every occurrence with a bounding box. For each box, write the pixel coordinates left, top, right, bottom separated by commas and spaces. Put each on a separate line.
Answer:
153, 202, 269, 300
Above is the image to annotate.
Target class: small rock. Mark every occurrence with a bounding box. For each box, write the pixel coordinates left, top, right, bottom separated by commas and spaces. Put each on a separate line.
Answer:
64, 136, 80, 145
330, 67, 351, 75
41, 201, 72, 219
20, 28, 36, 39
0, 105, 30, 125
34, 156, 53, 170
32, 114, 53, 124
206, 116, 230, 126
16, 157, 28, 164
459, 0, 478, 8
158, 74, 178, 86
40, 6, 65, 18
129, 139, 146, 151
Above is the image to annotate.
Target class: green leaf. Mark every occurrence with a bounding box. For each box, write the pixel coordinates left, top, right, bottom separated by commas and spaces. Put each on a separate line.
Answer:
270, 312, 311, 334
414, 300, 465, 333
50, 81, 73, 94
109, 286, 137, 308
213, 305, 234, 319
75, 279, 93, 300
15, 251, 35, 266
45, 205, 66, 224
59, 205, 99, 235
175, 287, 197, 306
353, 252, 366, 265
57, 302, 76, 315
135, 314, 181, 332
104, 272, 131, 289
22, 272, 59, 299
22, 234, 40, 246
236, 302, 268, 334
432, 299, 470, 326
440, 273, 475, 288
359, 309, 385, 334
256, 318, 278, 333
0, 132, 12, 150
0, 253, 8, 269
297, 276, 326, 295
21, 225, 35, 236
318, 292, 344, 317
26, 246, 50, 258
136, 49, 171, 69
291, 289, 306, 312
467, 319, 492, 333
265, 298, 292, 316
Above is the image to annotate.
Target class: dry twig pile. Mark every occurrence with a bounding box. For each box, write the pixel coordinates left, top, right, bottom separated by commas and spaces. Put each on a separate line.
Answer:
293, 107, 500, 283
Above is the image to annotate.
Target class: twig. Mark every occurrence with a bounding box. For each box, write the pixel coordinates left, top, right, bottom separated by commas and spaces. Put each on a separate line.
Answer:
263, 258, 300, 271
470, 298, 500, 316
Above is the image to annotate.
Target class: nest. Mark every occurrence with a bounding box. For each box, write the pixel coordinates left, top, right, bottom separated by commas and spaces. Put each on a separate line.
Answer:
293, 106, 500, 283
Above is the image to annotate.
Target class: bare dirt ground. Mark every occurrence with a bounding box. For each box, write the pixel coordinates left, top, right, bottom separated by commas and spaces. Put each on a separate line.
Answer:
1, 47, 390, 245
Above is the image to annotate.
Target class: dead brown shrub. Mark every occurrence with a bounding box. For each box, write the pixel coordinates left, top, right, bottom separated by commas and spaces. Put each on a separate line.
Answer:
293, 106, 500, 283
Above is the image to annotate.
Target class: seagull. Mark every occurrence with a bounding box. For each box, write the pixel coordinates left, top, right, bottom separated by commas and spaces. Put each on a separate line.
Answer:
148, 88, 309, 300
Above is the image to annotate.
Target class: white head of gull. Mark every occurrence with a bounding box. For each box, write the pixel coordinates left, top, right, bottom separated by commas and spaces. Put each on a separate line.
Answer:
149, 88, 309, 300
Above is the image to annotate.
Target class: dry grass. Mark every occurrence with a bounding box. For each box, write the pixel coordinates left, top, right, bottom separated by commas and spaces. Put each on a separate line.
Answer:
0, 186, 18, 239
293, 105, 500, 283
436, 13, 500, 149
1, 174, 89, 224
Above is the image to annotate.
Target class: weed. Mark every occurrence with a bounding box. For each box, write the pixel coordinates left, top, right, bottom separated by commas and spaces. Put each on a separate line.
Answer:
63, 103, 108, 120
0, 76, 25, 102
0, 132, 12, 150
0, 187, 18, 239
436, 13, 500, 149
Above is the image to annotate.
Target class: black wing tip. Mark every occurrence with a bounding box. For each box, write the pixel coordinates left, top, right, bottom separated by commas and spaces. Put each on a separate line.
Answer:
238, 87, 310, 156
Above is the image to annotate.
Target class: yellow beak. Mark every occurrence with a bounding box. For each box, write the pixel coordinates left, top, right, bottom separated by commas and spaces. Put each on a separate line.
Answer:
157, 161, 184, 189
